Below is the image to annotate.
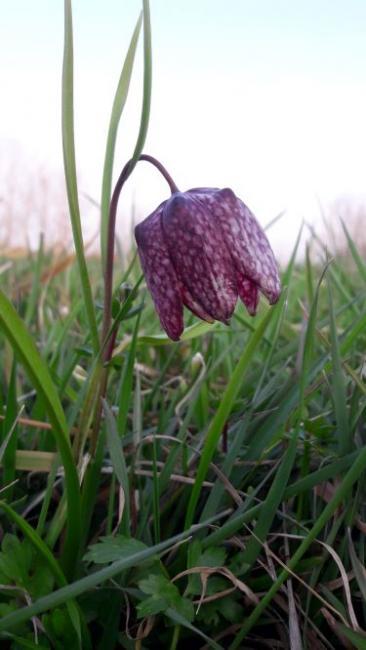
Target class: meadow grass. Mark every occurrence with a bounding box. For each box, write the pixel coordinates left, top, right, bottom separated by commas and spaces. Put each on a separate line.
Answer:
1, 211, 366, 649
0, 1, 366, 648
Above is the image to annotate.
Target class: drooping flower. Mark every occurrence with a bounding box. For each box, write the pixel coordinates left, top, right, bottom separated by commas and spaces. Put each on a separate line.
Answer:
135, 186, 281, 341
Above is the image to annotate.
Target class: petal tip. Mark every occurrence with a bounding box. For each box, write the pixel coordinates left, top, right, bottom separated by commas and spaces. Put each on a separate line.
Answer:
268, 286, 282, 305
247, 307, 258, 317
169, 333, 182, 342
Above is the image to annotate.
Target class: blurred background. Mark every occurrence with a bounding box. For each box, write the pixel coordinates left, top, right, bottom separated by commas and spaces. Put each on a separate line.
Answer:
1, 0, 365, 261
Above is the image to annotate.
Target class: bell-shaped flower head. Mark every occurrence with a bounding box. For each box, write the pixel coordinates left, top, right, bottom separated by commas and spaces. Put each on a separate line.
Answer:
135, 176, 280, 340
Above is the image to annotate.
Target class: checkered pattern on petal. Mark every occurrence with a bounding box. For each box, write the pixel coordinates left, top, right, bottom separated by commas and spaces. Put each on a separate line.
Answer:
135, 205, 184, 341
161, 192, 237, 323
208, 188, 281, 304
135, 180, 281, 340
235, 271, 259, 316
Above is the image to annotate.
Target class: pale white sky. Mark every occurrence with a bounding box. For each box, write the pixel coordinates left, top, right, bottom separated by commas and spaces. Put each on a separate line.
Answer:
1, 1, 366, 258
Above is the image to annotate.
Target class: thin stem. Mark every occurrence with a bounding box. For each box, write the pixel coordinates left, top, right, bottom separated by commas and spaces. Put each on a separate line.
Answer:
139, 154, 180, 194
170, 624, 181, 650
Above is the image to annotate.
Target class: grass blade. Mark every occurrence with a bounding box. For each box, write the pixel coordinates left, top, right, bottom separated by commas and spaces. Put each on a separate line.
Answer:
25, 234, 44, 327
0, 289, 81, 578
129, 0, 152, 169
62, 0, 99, 353
100, 13, 143, 267
240, 428, 299, 571
2, 359, 18, 498
185, 305, 277, 530
166, 608, 223, 649
341, 218, 366, 283
103, 398, 130, 533
327, 278, 350, 454
117, 308, 141, 437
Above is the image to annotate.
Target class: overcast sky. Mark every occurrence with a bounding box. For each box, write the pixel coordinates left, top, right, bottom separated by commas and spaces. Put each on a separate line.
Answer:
1, 0, 366, 257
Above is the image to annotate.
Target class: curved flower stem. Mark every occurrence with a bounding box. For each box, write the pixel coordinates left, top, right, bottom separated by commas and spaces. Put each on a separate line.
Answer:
101, 154, 179, 354
91, 154, 179, 453
139, 154, 180, 194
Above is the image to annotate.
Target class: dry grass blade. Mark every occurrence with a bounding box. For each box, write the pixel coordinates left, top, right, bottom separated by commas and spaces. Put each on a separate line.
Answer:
209, 463, 244, 507
0, 405, 24, 463
172, 565, 259, 614
134, 468, 214, 487
244, 526, 351, 628
282, 512, 302, 650
138, 434, 244, 504
274, 533, 361, 632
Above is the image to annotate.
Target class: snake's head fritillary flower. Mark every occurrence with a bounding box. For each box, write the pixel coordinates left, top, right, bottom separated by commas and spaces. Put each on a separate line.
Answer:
135, 186, 281, 341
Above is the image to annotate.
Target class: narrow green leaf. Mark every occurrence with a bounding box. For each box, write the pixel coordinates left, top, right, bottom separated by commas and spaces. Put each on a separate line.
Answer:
284, 450, 358, 499
129, 0, 152, 169
203, 451, 359, 549
100, 13, 143, 267
305, 243, 314, 305
103, 399, 130, 533
327, 278, 350, 454
25, 234, 44, 327
281, 221, 303, 286
62, 0, 99, 353
117, 309, 141, 437
341, 218, 366, 283
347, 529, 366, 602
298, 264, 329, 411
0, 289, 81, 578
0, 634, 49, 650
36, 456, 60, 537
333, 624, 366, 650
200, 293, 287, 523
166, 608, 223, 650
138, 320, 219, 346
2, 360, 18, 497
240, 429, 298, 571
185, 305, 277, 529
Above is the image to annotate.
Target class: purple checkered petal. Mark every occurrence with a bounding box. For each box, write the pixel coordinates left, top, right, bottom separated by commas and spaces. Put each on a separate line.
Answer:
236, 271, 259, 316
161, 193, 237, 323
135, 206, 184, 341
209, 188, 281, 304
181, 287, 214, 323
